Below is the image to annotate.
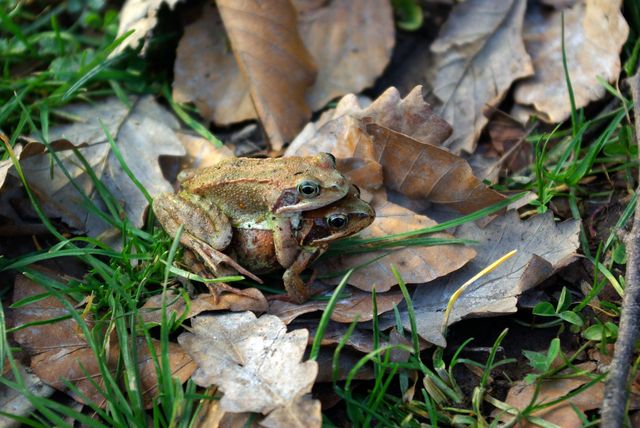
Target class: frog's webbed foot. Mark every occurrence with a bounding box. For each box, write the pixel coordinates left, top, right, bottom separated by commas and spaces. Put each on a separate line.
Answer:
183, 234, 263, 284
183, 250, 259, 300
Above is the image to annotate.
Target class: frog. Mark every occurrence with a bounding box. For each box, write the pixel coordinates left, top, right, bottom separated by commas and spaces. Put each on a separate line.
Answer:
231, 185, 375, 303
152, 153, 351, 286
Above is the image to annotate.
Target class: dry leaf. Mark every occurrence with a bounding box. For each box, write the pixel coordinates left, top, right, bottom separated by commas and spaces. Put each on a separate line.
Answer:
173, 4, 256, 126
173, 1, 393, 128
268, 286, 405, 324
17, 96, 185, 245
401, 211, 580, 347
428, 0, 533, 154
140, 288, 268, 324
286, 87, 504, 213
499, 364, 603, 427
216, 0, 317, 151
0, 362, 54, 428
293, 0, 395, 110
319, 190, 476, 292
290, 319, 417, 357
8, 272, 195, 407
177, 130, 235, 171
178, 312, 319, 427
113, 0, 183, 57
261, 396, 321, 428
314, 348, 375, 383
513, 0, 629, 123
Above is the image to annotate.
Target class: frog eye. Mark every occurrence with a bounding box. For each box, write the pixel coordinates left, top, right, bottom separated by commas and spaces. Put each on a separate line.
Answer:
297, 180, 321, 198
328, 214, 348, 229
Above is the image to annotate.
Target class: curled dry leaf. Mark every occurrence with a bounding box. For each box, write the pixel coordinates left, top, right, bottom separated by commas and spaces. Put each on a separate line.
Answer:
173, 1, 394, 129
113, 0, 183, 57
428, 0, 533, 154
319, 190, 476, 292
140, 288, 268, 324
216, 0, 317, 151
17, 96, 185, 245
498, 363, 604, 428
178, 312, 320, 427
399, 211, 580, 347
286, 86, 504, 213
513, 0, 628, 123
268, 286, 404, 324
7, 272, 195, 407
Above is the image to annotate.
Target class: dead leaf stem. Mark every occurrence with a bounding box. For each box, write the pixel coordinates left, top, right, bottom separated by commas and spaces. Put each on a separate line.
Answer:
601, 71, 640, 427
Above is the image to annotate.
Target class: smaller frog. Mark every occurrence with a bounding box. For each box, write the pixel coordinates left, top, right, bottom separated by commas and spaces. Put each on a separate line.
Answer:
153, 154, 350, 283
232, 185, 375, 303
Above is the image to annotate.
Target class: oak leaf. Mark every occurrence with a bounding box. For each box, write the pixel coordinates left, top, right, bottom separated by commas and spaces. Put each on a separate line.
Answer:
286, 87, 504, 213
178, 312, 320, 427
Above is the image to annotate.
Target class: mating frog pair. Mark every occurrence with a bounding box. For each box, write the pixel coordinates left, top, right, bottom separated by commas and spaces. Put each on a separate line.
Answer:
153, 153, 374, 303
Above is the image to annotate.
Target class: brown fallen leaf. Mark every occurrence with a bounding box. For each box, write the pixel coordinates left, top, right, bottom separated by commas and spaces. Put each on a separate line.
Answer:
140, 288, 268, 324
314, 347, 375, 383
113, 0, 184, 57
286, 87, 505, 213
0, 361, 54, 427
397, 211, 580, 347
428, 0, 533, 154
268, 286, 405, 324
173, 4, 256, 126
16, 96, 185, 245
173, 1, 394, 128
178, 312, 320, 427
498, 363, 603, 427
177, 130, 235, 171
319, 190, 477, 292
513, 0, 629, 123
290, 319, 419, 358
216, 0, 317, 151
293, 0, 395, 110
8, 272, 196, 407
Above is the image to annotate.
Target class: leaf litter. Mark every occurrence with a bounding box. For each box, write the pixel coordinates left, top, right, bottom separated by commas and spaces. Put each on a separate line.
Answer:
178, 312, 321, 427
6, 270, 195, 407
513, 0, 629, 123
4, 0, 626, 424
6, 96, 185, 246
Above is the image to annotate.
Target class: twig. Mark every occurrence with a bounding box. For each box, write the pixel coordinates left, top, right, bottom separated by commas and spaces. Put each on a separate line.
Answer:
601, 71, 640, 427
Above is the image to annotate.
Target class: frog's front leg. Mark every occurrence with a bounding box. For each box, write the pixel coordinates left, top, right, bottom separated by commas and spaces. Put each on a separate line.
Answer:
272, 215, 301, 268
281, 246, 326, 304
153, 193, 262, 284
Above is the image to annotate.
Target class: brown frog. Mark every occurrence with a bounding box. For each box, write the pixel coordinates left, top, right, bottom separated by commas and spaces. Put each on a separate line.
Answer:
231, 185, 375, 303
153, 154, 351, 286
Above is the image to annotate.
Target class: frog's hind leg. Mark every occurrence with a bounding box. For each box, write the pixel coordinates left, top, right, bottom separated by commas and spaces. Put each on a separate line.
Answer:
183, 250, 263, 300
153, 193, 262, 284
